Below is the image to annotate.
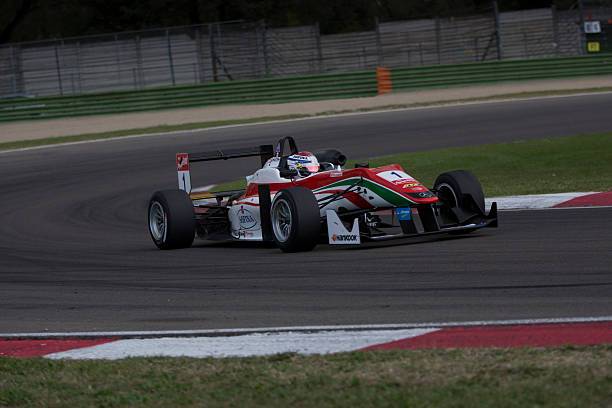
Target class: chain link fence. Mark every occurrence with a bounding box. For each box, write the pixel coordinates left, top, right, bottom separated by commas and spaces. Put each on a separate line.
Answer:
1, 5, 610, 98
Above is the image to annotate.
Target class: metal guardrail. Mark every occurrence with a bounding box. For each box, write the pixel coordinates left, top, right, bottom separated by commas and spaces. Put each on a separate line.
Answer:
1, 54, 611, 124
389, 54, 612, 91
0, 71, 378, 122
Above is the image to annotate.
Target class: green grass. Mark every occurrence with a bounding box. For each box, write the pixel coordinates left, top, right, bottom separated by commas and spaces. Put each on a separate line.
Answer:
1, 345, 610, 407
212, 132, 612, 196
2, 86, 611, 152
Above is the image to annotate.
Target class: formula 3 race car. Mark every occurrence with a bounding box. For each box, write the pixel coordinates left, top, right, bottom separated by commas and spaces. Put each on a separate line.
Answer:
148, 136, 497, 252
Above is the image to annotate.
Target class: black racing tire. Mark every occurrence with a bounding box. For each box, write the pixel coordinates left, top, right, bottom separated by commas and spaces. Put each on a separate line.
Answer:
270, 187, 321, 253
148, 190, 195, 250
434, 170, 485, 215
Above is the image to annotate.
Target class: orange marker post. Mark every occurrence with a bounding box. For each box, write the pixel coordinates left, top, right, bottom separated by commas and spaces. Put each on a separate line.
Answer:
376, 67, 392, 95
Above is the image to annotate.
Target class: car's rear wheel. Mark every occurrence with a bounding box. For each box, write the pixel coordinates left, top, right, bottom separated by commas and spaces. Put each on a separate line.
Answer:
271, 187, 320, 252
148, 190, 195, 249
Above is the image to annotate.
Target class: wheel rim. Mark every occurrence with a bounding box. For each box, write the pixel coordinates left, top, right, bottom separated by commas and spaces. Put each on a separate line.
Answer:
149, 201, 167, 242
437, 183, 458, 207
271, 198, 292, 242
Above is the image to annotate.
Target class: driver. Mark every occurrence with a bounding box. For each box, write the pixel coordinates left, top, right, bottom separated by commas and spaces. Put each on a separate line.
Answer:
263, 151, 321, 177
286, 152, 320, 177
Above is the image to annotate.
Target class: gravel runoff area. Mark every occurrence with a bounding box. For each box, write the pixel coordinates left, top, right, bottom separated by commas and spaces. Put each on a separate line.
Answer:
2, 76, 612, 144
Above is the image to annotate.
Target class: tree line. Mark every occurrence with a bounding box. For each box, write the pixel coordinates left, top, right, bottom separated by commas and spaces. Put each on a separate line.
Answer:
2, 0, 580, 44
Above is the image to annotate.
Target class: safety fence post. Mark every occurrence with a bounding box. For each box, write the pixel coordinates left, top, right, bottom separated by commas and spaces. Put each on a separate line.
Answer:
114, 34, 121, 84
9, 46, 18, 94
166, 29, 176, 86
135, 35, 144, 89
492, 0, 504, 60
315, 22, 323, 73
209, 24, 218, 82
435, 17, 442, 64
262, 21, 270, 77
552, 5, 559, 56
54, 39, 64, 95
75, 41, 82, 93
577, 0, 586, 54
375, 17, 384, 66
195, 28, 204, 83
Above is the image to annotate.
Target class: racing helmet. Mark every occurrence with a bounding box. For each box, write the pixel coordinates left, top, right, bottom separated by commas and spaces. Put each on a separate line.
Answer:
287, 152, 319, 175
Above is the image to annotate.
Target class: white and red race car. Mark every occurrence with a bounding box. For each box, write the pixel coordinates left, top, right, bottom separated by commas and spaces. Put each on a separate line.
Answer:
148, 137, 497, 252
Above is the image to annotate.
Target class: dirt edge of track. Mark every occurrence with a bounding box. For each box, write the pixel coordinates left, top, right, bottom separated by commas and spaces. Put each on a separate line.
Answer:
2, 76, 612, 143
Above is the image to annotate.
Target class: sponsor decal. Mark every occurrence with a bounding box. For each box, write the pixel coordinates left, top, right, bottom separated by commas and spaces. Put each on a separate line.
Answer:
190, 192, 215, 199
331, 233, 359, 242
176, 153, 189, 171
402, 183, 420, 188
289, 157, 311, 163
391, 178, 413, 185
416, 191, 433, 197
396, 208, 412, 220
330, 171, 343, 177
239, 206, 258, 230
326, 210, 361, 245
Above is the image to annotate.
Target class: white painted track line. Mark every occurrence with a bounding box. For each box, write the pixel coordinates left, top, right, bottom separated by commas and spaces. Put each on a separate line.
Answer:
3, 316, 611, 340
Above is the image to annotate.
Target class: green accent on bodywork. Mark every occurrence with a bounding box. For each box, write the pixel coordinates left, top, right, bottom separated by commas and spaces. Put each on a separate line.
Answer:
314, 177, 415, 206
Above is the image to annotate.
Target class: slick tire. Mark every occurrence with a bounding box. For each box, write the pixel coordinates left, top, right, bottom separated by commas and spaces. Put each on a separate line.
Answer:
148, 190, 195, 250
434, 170, 485, 234
270, 187, 321, 253
434, 170, 485, 215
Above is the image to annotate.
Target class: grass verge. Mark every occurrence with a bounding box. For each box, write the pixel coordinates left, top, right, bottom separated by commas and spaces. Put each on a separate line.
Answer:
2, 87, 611, 152
1, 345, 610, 407
212, 132, 612, 197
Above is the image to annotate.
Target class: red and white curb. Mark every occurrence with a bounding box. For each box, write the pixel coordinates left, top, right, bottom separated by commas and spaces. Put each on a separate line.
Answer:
1, 317, 611, 360
486, 191, 612, 210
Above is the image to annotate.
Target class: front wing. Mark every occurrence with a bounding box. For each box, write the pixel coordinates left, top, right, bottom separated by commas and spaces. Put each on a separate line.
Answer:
326, 202, 498, 244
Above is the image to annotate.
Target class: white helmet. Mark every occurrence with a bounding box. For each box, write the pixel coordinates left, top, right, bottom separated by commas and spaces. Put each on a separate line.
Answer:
287, 151, 319, 175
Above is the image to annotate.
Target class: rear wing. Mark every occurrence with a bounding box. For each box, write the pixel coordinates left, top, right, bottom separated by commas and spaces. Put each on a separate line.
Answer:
176, 144, 274, 193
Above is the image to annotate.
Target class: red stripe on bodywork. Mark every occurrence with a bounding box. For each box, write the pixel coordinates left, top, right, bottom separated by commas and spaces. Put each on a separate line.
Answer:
362, 322, 612, 350
554, 191, 612, 207
0, 338, 118, 358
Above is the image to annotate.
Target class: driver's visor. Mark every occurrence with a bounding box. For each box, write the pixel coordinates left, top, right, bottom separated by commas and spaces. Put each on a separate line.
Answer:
302, 164, 319, 172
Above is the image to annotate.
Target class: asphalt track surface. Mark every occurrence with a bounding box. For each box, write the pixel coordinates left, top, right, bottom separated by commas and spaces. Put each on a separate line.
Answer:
1, 93, 611, 333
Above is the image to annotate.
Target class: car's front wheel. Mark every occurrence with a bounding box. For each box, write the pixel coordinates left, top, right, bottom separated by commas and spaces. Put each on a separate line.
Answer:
148, 190, 195, 249
270, 187, 320, 252
434, 170, 485, 215
434, 170, 486, 232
